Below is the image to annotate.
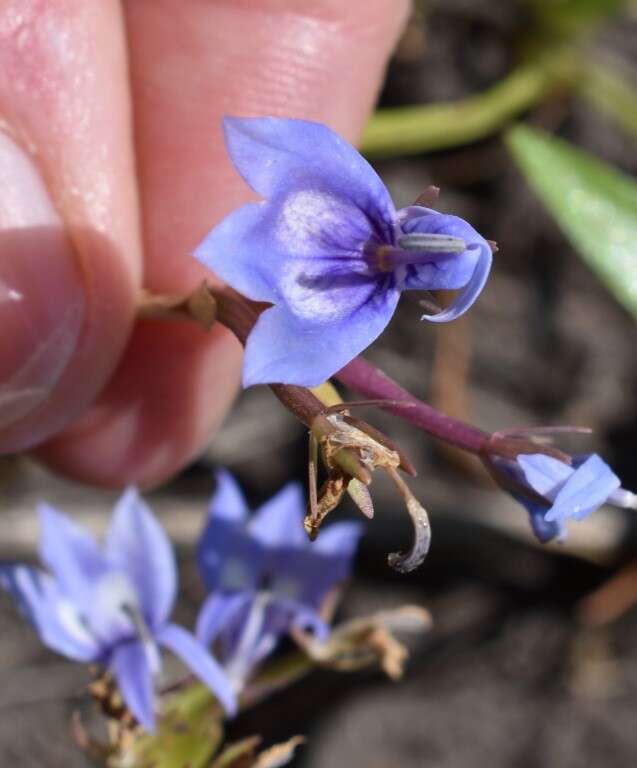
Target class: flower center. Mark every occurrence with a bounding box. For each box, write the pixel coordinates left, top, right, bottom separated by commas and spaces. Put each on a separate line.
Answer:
220, 558, 255, 591
120, 603, 161, 674
84, 571, 148, 649
270, 576, 301, 602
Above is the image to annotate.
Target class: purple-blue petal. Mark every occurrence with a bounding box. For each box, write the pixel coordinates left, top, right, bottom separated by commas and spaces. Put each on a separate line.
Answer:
250, 482, 306, 548
197, 179, 388, 319
195, 591, 252, 650
400, 209, 492, 322
0, 565, 100, 661
201, 187, 385, 307
105, 488, 177, 630
545, 454, 620, 522
270, 547, 351, 612
243, 287, 400, 387
514, 499, 565, 543
197, 521, 264, 593
422, 240, 491, 323
208, 470, 250, 524
517, 454, 573, 499
157, 623, 237, 717
37, 502, 108, 607
110, 640, 156, 732
200, 469, 261, 591
194, 202, 280, 304
222, 117, 396, 239
397, 205, 439, 223
313, 521, 363, 559
266, 598, 329, 642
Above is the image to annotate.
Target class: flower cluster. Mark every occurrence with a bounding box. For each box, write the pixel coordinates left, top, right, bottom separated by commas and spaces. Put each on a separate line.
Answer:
195, 117, 492, 387
1, 474, 362, 733
0, 490, 236, 731
195, 470, 362, 690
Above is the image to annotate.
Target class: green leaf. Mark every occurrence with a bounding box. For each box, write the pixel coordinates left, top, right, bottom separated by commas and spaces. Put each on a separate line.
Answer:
506, 124, 637, 319
123, 685, 224, 768
530, 0, 626, 36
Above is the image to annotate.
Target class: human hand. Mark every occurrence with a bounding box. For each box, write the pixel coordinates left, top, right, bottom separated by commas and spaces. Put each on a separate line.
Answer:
0, 0, 408, 487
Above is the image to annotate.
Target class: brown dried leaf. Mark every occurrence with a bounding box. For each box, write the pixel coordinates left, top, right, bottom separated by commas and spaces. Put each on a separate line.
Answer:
210, 736, 261, 768
291, 606, 431, 680
210, 735, 305, 768
71, 711, 115, 763
253, 736, 305, 768
139, 282, 217, 330
304, 474, 346, 540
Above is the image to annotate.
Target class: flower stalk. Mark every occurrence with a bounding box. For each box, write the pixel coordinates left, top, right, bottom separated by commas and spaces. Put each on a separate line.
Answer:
336, 357, 489, 454
140, 280, 634, 547
140, 283, 572, 468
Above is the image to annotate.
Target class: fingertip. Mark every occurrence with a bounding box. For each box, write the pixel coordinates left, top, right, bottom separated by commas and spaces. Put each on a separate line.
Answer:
36, 320, 241, 488
0, 1, 142, 455
0, 133, 137, 453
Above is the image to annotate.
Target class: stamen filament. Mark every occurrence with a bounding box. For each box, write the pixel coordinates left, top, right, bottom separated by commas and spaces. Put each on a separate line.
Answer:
225, 592, 270, 692
121, 604, 160, 674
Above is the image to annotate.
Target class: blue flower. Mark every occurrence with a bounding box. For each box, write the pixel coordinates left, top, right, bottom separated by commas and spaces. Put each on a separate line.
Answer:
0, 490, 236, 731
499, 453, 635, 542
195, 470, 362, 690
195, 117, 492, 387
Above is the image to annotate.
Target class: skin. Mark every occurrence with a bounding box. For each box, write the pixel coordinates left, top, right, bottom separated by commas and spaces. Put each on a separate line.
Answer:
0, 0, 409, 487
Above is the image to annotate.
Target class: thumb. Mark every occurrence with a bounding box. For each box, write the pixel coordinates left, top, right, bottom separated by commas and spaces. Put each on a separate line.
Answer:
0, 1, 141, 453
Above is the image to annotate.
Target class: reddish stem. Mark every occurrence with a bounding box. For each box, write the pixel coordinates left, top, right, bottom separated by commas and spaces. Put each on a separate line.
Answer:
336, 358, 489, 454
211, 285, 565, 464
213, 284, 261, 345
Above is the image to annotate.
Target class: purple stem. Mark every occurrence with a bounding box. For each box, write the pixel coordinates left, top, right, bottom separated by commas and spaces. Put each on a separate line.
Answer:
336, 357, 489, 454
211, 285, 557, 463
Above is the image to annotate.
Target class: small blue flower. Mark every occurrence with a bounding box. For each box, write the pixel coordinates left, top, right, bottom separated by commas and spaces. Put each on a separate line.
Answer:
0, 490, 236, 731
195, 117, 492, 387
499, 453, 635, 542
196, 470, 362, 689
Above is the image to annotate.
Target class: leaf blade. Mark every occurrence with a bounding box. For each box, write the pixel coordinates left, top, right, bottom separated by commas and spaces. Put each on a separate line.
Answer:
506, 124, 637, 319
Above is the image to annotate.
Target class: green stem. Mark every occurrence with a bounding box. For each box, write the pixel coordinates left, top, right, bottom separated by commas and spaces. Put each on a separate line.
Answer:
360, 47, 580, 157
578, 61, 637, 142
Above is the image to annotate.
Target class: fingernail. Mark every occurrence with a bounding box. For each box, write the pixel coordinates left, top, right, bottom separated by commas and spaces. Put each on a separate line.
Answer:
0, 130, 85, 433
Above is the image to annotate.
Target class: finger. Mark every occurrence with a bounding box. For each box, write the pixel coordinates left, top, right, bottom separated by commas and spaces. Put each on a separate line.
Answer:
39, 0, 410, 487
0, 1, 141, 453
